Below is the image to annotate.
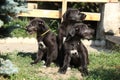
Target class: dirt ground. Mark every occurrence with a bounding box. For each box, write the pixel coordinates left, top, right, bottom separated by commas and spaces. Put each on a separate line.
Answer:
0, 43, 38, 53
37, 66, 83, 80
0, 42, 102, 53
0, 42, 104, 80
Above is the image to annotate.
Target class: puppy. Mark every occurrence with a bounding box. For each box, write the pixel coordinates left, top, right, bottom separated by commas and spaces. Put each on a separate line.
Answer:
58, 23, 94, 76
57, 8, 86, 51
26, 18, 58, 67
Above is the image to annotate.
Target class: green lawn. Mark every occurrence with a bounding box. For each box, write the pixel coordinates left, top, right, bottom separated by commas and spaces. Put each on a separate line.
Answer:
0, 51, 120, 80
85, 51, 120, 80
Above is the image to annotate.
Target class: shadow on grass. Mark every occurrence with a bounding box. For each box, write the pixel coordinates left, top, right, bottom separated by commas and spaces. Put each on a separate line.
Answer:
17, 52, 36, 61
0, 54, 10, 60
86, 67, 120, 80
17, 52, 47, 62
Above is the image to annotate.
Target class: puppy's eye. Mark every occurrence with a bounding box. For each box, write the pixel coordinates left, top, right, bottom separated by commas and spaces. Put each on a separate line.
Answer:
32, 23, 34, 25
30, 24, 33, 26
39, 22, 43, 25
75, 28, 79, 31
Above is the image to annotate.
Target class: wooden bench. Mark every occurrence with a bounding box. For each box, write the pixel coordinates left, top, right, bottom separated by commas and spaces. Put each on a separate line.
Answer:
17, 0, 118, 21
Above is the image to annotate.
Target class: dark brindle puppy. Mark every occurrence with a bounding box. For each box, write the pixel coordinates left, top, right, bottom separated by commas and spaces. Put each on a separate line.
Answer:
58, 8, 86, 51
26, 18, 58, 67
58, 23, 94, 76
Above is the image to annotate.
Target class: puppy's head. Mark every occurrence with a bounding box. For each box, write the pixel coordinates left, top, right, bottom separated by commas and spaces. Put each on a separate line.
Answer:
68, 23, 94, 39
26, 18, 46, 34
63, 8, 86, 22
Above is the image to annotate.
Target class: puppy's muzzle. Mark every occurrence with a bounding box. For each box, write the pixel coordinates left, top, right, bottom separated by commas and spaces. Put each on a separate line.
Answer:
70, 49, 78, 55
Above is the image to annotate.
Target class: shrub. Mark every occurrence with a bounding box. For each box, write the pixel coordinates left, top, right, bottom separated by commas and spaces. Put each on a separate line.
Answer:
0, 58, 18, 75
3, 18, 35, 38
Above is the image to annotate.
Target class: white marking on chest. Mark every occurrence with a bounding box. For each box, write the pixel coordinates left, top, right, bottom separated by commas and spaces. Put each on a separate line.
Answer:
63, 37, 66, 43
39, 41, 46, 48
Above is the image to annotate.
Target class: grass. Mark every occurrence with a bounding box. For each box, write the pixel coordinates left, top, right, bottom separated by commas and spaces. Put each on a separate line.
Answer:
85, 51, 120, 80
0, 51, 120, 80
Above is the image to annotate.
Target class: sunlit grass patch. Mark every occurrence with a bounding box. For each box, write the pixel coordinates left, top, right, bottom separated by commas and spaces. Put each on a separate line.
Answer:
0, 51, 120, 80
85, 51, 120, 80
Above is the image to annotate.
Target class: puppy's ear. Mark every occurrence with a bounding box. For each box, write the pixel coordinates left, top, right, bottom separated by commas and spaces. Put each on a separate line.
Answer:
78, 8, 86, 20
66, 28, 76, 41
63, 12, 67, 21
38, 21, 44, 26
69, 28, 76, 37
38, 19, 44, 25
81, 13, 86, 20
78, 8, 83, 12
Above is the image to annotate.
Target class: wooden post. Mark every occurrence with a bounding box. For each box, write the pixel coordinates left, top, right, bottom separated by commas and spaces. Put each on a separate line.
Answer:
61, 0, 67, 21
96, 4, 105, 40
104, 3, 120, 36
96, 2, 120, 40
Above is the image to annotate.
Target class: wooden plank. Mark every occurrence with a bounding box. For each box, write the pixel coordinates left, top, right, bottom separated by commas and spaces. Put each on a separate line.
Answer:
18, 9, 61, 18
28, 3, 38, 9
67, 0, 118, 2
27, 0, 62, 2
27, 0, 118, 2
62, 0, 67, 21
83, 12, 100, 21
18, 9, 100, 21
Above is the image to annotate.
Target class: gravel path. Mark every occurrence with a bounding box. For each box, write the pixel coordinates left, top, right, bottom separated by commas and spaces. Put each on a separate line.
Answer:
0, 43, 38, 53
0, 37, 106, 53
0, 42, 103, 53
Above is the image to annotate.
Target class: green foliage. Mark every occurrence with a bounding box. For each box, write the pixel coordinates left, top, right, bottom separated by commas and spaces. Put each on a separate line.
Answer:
71, 3, 100, 12
0, 58, 18, 75
3, 18, 35, 38
68, 76, 79, 80
0, 51, 52, 80
38, 2, 99, 12
45, 19, 60, 34
0, 0, 27, 15
0, 0, 27, 29
0, 19, 4, 27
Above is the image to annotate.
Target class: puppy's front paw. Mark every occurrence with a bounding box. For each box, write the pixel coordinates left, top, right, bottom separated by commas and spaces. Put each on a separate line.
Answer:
42, 65, 47, 68
79, 67, 88, 76
30, 62, 34, 65
81, 71, 88, 76
45, 62, 50, 67
30, 61, 37, 65
83, 70, 88, 76
58, 68, 66, 74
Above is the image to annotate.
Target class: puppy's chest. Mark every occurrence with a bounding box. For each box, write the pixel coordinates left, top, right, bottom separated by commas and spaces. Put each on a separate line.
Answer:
38, 41, 46, 49
70, 49, 78, 57
69, 42, 80, 56
63, 37, 66, 43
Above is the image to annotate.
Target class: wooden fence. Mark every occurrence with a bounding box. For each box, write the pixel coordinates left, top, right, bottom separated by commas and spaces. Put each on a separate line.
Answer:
18, 0, 118, 21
